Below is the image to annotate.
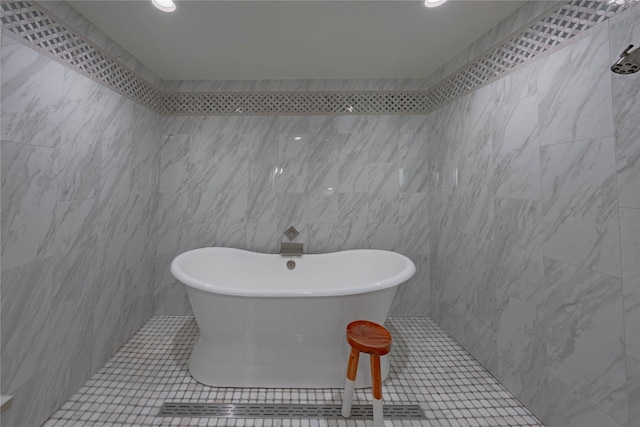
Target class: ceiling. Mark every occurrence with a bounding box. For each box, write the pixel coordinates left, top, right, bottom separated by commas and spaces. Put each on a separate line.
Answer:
68, 0, 528, 81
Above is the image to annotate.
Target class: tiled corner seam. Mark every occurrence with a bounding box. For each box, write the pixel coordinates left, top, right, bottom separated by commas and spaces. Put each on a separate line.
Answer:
0, 0, 634, 116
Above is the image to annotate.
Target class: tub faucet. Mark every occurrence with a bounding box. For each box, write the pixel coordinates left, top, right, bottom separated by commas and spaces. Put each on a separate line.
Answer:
280, 226, 303, 256
280, 242, 303, 257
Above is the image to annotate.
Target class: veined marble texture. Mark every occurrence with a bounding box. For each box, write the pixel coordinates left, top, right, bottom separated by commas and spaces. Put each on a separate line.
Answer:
544, 257, 628, 426
619, 208, 640, 361
424, 12, 638, 424
306, 163, 338, 223
399, 132, 429, 193
0, 37, 64, 148
52, 199, 98, 308
493, 198, 546, 415
540, 137, 621, 278
154, 113, 429, 316
338, 132, 370, 193
537, 26, 615, 145
492, 95, 541, 201
1, 37, 159, 427
368, 162, 399, 224
486, 60, 540, 110
1, 257, 54, 393
4, 2, 640, 426
546, 374, 625, 427
497, 296, 547, 417
92, 232, 136, 368
58, 100, 102, 201
626, 355, 640, 427
609, 5, 640, 209
492, 198, 545, 308
0, 141, 57, 270
159, 134, 191, 194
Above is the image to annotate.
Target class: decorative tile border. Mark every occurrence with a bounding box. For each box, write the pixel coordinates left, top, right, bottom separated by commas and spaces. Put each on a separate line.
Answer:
425, 0, 630, 110
1, 0, 635, 116
0, 1, 163, 111
161, 90, 429, 115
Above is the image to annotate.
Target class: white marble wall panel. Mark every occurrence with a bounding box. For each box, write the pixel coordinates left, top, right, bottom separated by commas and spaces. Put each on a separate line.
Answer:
619, 208, 640, 361
58, 101, 102, 201
0, 367, 57, 427
368, 163, 399, 224
540, 137, 621, 277
0, 141, 57, 270
619, 206, 640, 427
338, 136, 369, 193
497, 296, 547, 417
544, 257, 628, 425
0, 37, 64, 147
399, 132, 428, 193
44, 297, 96, 412
493, 198, 545, 306
389, 253, 429, 316
97, 155, 150, 240
492, 96, 541, 200
627, 355, 640, 427
52, 199, 99, 308
306, 163, 338, 224
92, 233, 132, 370
493, 198, 546, 414
609, 6, 640, 209
159, 134, 191, 194
0, 257, 54, 393
546, 374, 624, 427
487, 61, 540, 109
154, 114, 429, 316
537, 27, 614, 145
1, 39, 159, 427
427, 12, 639, 425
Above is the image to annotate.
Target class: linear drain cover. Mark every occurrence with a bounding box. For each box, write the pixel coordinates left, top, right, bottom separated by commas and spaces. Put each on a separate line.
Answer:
159, 403, 425, 420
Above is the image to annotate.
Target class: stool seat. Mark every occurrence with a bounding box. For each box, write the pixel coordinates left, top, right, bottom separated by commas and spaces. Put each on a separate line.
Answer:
342, 320, 392, 427
346, 320, 392, 355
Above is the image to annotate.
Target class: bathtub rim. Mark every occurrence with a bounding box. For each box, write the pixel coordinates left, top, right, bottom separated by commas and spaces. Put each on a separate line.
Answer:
170, 247, 416, 298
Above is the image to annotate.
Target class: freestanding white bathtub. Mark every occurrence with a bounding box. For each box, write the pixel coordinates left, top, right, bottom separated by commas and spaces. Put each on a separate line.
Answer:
170, 247, 415, 388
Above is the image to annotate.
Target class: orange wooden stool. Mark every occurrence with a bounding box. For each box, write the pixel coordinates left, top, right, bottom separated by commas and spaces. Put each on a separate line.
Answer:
341, 320, 392, 427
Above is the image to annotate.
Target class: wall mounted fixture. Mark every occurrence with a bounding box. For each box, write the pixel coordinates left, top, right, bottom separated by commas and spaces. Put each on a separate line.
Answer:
151, 0, 176, 13
611, 44, 640, 74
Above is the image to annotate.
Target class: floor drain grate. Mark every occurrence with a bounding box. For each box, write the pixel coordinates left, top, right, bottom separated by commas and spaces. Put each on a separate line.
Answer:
159, 403, 426, 420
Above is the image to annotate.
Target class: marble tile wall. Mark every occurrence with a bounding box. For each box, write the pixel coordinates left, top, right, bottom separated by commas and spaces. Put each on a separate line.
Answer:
0, 35, 160, 427
428, 5, 640, 427
153, 113, 432, 317
2, 2, 639, 427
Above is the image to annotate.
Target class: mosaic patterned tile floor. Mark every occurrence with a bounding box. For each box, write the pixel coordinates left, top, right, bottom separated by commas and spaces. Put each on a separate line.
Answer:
43, 316, 544, 427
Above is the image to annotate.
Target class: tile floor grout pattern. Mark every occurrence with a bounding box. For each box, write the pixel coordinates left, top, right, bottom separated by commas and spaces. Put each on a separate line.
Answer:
43, 316, 544, 427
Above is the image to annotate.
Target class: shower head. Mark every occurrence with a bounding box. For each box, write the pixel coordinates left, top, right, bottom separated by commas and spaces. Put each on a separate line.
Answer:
611, 45, 640, 74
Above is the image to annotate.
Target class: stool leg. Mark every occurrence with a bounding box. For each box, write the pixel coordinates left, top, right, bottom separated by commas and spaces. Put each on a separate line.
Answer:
370, 354, 383, 427
341, 347, 360, 418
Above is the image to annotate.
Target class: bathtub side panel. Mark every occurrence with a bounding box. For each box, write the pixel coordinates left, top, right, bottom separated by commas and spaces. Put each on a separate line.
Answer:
186, 286, 396, 388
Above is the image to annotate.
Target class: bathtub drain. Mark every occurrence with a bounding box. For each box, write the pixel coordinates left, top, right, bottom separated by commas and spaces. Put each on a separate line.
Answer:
159, 403, 425, 420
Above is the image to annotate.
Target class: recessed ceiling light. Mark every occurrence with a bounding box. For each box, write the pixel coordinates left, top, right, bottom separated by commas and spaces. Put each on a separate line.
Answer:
424, 0, 448, 8
151, 0, 176, 13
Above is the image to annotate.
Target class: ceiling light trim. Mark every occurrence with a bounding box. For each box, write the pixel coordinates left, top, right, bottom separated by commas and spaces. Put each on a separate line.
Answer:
424, 0, 448, 9
151, 0, 176, 13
